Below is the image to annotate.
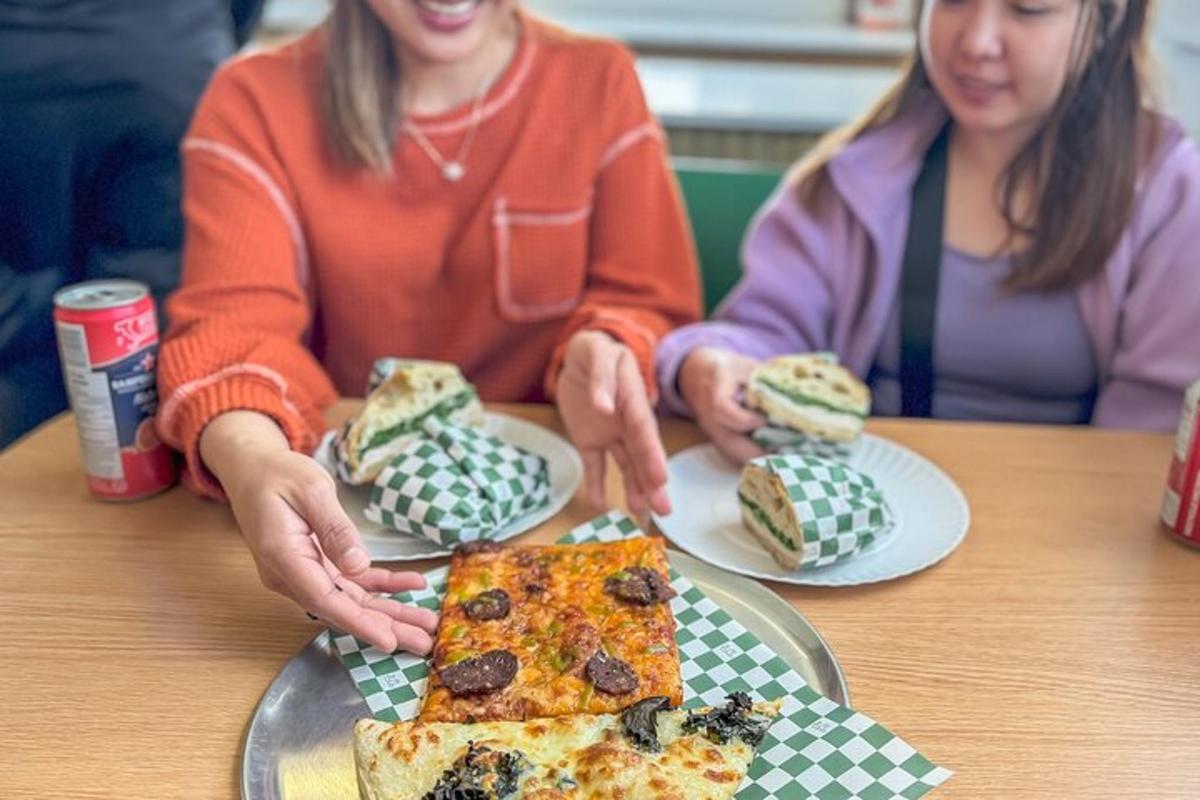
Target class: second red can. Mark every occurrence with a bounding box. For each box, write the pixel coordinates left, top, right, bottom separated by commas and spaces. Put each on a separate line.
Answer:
1162, 378, 1200, 548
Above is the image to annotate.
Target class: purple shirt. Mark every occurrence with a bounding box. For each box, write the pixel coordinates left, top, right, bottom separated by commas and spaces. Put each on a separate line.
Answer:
870, 246, 1097, 423
657, 94, 1200, 431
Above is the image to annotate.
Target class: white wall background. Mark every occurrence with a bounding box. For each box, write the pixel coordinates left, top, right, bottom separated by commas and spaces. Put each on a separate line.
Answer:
1155, 0, 1200, 138
261, 0, 1200, 138
524, 0, 848, 26
262, 1, 850, 27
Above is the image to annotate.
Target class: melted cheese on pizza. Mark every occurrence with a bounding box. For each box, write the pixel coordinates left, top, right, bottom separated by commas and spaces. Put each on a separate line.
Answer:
354, 700, 782, 800
420, 539, 682, 723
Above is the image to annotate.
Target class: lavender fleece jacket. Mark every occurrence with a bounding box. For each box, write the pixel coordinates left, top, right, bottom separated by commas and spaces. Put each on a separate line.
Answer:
657, 97, 1200, 431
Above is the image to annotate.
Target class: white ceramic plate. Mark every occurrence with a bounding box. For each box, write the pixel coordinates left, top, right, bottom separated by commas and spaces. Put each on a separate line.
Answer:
653, 435, 970, 586
313, 413, 583, 562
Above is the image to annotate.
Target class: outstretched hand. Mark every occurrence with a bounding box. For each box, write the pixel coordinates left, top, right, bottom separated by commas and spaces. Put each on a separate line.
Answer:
200, 410, 439, 654
555, 331, 671, 517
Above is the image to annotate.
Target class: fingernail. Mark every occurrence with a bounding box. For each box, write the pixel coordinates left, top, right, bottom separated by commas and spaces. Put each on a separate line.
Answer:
343, 547, 370, 573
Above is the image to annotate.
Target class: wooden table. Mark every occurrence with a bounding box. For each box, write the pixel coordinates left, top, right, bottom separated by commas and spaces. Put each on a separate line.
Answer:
1, 403, 1197, 799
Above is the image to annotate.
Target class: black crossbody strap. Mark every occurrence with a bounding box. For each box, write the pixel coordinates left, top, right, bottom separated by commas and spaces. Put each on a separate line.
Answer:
899, 124, 951, 418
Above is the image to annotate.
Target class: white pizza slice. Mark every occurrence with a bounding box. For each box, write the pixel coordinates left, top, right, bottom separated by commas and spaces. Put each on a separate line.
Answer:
353, 693, 782, 800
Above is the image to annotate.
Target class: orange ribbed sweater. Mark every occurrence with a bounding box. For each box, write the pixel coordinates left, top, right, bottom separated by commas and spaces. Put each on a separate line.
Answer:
156, 16, 701, 497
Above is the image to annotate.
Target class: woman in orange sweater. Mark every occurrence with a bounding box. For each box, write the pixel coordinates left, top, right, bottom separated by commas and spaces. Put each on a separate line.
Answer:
157, 0, 701, 654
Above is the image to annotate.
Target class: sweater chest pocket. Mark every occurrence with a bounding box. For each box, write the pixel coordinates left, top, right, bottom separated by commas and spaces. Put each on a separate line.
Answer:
491, 194, 592, 323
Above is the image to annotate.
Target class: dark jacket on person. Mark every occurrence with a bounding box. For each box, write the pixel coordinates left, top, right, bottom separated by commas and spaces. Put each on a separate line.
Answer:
0, 0, 266, 448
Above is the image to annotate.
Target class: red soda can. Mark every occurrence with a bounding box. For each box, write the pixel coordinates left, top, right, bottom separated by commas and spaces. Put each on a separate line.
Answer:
1162, 378, 1200, 548
53, 280, 178, 501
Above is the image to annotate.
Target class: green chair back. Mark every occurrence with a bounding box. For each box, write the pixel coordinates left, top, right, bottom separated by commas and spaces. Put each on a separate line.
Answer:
674, 159, 783, 313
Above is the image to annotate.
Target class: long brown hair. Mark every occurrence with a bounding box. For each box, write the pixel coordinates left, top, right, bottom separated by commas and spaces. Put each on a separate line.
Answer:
322, 0, 399, 172
795, 0, 1159, 292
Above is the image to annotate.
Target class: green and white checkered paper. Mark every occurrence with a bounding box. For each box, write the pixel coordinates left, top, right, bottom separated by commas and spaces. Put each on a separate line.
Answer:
749, 454, 894, 569
752, 425, 856, 461
364, 416, 549, 546
331, 511, 948, 799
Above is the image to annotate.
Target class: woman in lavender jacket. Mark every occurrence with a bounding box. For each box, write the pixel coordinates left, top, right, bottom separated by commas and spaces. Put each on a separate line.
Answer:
658, 0, 1200, 462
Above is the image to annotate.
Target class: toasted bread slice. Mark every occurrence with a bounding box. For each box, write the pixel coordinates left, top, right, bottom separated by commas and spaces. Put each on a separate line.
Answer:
334, 360, 483, 485
738, 460, 805, 570
746, 354, 869, 444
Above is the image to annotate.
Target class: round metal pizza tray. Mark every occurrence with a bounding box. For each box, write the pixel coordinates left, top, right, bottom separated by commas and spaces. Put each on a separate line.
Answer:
240, 550, 849, 800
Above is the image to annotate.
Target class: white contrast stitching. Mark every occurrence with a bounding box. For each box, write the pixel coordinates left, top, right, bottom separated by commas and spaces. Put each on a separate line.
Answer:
182, 137, 310, 291
597, 121, 663, 174
158, 363, 302, 435
409, 38, 539, 137
491, 195, 587, 322
504, 203, 593, 226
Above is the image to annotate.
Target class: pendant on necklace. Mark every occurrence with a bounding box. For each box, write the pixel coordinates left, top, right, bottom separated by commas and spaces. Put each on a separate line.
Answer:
442, 162, 465, 182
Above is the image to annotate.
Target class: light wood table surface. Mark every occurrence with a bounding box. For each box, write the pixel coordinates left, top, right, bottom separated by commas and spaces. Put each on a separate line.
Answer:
1, 402, 1198, 799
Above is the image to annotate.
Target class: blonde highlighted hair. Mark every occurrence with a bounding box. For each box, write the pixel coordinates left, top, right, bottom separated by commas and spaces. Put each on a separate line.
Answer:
322, 0, 400, 172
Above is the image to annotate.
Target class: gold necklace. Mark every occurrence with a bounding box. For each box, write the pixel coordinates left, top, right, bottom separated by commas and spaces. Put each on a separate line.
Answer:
401, 69, 494, 183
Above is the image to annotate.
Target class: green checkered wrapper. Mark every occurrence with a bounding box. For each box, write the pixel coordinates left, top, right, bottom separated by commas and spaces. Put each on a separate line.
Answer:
750, 454, 894, 569
363, 416, 550, 546
331, 511, 949, 799
751, 425, 857, 461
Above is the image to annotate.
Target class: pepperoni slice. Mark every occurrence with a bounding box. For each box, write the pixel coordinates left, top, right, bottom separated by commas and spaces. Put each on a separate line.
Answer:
462, 589, 511, 621
586, 651, 639, 695
604, 566, 676, 606
439, 650, 519, 696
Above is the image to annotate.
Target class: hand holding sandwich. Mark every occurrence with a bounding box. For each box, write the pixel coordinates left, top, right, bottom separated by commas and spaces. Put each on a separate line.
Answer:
679, 347, 767, 464
556, 330, 671, 518
199, 410, 439, 655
